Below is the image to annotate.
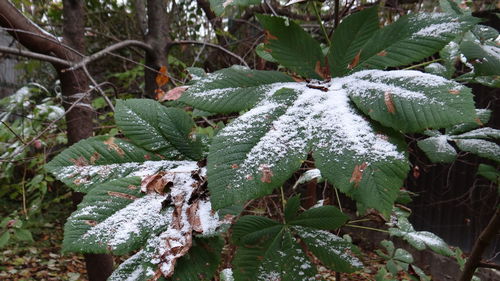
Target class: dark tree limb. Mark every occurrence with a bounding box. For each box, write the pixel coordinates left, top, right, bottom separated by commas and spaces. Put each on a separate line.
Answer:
478, 261, 500, 271
459, 207, 500, 281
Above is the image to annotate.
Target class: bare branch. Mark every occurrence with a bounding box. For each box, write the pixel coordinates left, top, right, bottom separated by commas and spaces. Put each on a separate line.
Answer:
168, 40, 249, 68
66, 39, 153, 71
0, 45, 72, 66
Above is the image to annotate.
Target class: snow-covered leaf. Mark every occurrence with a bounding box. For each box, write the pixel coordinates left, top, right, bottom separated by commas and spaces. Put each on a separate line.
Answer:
455, 139, 500, 162
452, 127, 500, 140
182, 68, 476, 215
294, 226, 362, 273
45, 136, 166, 193
178, 66, 294, 113
354, 13, 478, 71
417, 136, 457, 163
446, 109, 491, 135
343, 70, 476, 132
62, 161, 200, 254
460, 41, 500, 76
389, 217, 454, 256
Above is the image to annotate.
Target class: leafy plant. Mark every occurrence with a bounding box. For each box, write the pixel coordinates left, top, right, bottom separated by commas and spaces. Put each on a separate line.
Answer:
44, 4, 495, 281
375, 240, 430, 281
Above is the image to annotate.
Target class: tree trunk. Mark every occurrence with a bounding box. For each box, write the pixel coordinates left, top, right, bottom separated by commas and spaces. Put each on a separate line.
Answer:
62, 1, 114, 280
144, 0, 170, 97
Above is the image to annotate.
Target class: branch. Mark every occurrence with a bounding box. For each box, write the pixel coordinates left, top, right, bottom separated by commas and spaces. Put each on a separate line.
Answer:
0, 45, 72, 66
168, 40, 249, 67
66, 39, 153, 71
478, 261, 500, 271
0, 1, 72, 63
459, 207, 500, 281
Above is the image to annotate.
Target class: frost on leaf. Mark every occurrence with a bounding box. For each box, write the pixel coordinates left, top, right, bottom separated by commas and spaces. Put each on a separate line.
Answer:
182, 68, 478, 215
63, 161, 228, 280
389, 217, 454, 256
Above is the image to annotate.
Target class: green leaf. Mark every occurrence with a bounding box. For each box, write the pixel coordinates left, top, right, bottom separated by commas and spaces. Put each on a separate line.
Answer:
233, 229, 317, 281
389, 218, 453, 256
477, 164, 499, 185
255, 43, 277, 63
115, 99, 180, 155
328, 6, 379, 77
472, 25, 499, 43
179, 66, 294, 113
0, 231, 10, 248
289, 206, 348, 230
455, 139, 500, 162
294, 226, 362, 273
460, 41, 500, 76
232, 215, 282, 246
439, 0, 463, 15
209, 0, 262, 16
283, 195, 301, 222
343, 70, 476, 132
14, 229, 33, 241
115, 99, 201, 159
417, 136, 457, 163
45, 136, 163, 193
393, 248, 413, 264
156, 106, 203, 160
257, 15, 326, 79
169, 237, 223, 281
354, 13, 478, 71
446, 109, 491, 135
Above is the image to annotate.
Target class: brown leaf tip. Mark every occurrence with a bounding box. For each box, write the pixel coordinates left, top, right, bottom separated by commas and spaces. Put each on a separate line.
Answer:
350, 162, 368, 186
259, 164, 273, 183
384, 92, 396, 114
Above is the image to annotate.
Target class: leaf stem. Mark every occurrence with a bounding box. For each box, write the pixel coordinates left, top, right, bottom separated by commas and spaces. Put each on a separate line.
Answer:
345, 224, 388, 233
403, 58, 442, 70
312, 1, 331, 46
334, 186, 343, 212
280, 186, 286, 221
348, 218, 372, 224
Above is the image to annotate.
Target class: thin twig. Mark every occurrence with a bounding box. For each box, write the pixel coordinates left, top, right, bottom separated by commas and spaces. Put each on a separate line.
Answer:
169, 40, 249, 67
82, 65, 115, 111
66, 39, 154, 71
1, 120, 26, 145
0, 45, 72, 66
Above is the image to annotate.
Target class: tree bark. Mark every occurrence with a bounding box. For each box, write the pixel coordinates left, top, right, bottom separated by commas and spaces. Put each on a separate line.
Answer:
62, 1, 114, 280
144, 0, 170, 97
458, 207, 500, 281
